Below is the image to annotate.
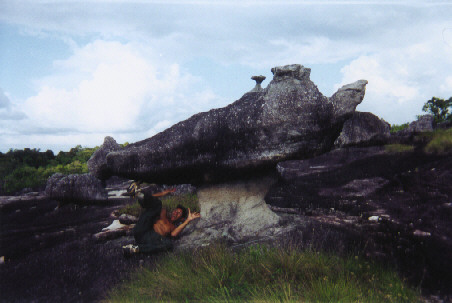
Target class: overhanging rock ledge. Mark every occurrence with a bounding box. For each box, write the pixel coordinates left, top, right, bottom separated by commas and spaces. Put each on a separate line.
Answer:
105, 64, 368, 185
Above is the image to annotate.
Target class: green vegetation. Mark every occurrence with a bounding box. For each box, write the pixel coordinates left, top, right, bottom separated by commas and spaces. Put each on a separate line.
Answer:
424, 128, 452, 154
0, 145, 98, 194
117, 193, 200, 218
390, 123, 409, 133
422, 96, 452, 123
384, 144, 415, 153
106, 244, 421, 302
117, 200, 143, 218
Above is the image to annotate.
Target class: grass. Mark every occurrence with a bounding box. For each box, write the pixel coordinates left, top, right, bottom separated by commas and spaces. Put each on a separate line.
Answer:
384, 144, 415, 153
117, 193, 200, 218
105, 244, 421, 302
423, 128, 452, 154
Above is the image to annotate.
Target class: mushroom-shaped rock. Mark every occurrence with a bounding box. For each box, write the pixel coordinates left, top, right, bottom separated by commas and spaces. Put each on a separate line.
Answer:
106, 64, 368, 185
250, 75, 266, 92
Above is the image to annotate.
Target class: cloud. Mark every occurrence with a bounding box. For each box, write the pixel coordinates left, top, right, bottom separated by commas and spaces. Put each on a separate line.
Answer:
15, 40, 225, 148
336, 22, 452, 124
0, 88, 26, 120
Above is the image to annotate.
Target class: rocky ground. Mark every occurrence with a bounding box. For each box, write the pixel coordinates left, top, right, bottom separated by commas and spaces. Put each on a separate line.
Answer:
267, 147, 452, 300
1, 148, 451, 302
0, 179, 144, 302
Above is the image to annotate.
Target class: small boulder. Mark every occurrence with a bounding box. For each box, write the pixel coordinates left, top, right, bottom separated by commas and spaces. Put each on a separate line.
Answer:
45, 173, 108, 203
334, 112, 390, 147
87, 136, 122, 180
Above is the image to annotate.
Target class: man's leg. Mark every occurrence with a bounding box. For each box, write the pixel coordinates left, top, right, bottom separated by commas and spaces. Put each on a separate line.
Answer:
137, 231, 174, 254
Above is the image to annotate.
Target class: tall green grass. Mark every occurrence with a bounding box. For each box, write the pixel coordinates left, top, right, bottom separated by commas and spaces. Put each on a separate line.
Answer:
424, 128, 452, 154
106, 244, 421, 302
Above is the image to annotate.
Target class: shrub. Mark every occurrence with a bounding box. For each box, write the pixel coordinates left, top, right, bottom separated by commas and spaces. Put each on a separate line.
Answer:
422, 96, 452, 123
390, 123, 409, 133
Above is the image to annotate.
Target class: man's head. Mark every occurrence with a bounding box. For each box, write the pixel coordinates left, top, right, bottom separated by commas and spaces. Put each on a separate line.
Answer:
170, 204, 188, 223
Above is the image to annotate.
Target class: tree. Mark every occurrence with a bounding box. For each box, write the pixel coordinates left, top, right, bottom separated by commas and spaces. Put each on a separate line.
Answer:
422, 96, 452, 123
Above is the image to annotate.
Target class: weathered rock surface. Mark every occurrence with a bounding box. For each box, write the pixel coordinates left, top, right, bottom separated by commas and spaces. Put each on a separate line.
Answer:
88, 136, 122, 180
267, 147, 452, 295
329, 80, 369, 124
45, 173, 108, 203
334, 112, 390, 147
106, 64, 368, 184
277, 146, 386, 180
402, 114, 435, 133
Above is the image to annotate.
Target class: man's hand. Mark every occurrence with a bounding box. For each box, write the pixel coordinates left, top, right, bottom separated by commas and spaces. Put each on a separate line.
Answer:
186, 208, 201, 222
170, 208, 201, 237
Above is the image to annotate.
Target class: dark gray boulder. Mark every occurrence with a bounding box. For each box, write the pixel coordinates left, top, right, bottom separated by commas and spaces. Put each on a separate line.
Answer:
334, 112, 390, 147
87, 136, 122, 180
106, 64, 368, 184
402, 114, 435, 133
45, 173, 108, 203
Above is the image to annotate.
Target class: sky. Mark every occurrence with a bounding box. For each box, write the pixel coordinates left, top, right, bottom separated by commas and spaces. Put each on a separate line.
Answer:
1, 0, 451, 153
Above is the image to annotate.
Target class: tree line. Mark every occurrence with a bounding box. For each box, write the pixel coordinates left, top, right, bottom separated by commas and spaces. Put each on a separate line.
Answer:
0, 145, 97, 195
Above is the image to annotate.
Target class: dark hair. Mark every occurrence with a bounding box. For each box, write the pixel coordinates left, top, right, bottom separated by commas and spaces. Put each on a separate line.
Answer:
176, 204, 188, 220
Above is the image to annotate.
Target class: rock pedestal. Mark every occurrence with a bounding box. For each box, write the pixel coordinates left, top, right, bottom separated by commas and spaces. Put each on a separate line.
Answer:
177, 176, 302, 249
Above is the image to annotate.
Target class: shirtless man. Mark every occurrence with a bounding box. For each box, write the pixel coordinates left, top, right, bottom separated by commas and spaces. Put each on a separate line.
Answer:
152, 188, 201, 237
123, 187, 200, 256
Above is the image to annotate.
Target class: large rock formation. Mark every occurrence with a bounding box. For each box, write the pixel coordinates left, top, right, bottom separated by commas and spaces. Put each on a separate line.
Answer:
106, 64, 368, 184
45, 173, 108, 203
87, 136, 122, 180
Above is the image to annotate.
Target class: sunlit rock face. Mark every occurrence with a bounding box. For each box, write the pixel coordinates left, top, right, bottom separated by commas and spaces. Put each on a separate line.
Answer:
106, 64, 368, 184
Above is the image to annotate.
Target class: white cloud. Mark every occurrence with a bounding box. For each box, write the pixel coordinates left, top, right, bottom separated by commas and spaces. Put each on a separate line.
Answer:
12, 40, 224, 149
336, 22, 452, 124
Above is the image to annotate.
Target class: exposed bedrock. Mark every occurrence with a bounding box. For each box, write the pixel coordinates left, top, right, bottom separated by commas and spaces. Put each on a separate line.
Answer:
106, 64, 368, 184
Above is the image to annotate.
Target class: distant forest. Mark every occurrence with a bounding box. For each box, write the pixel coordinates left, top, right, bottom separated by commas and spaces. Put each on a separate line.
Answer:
0, 146, 97, 195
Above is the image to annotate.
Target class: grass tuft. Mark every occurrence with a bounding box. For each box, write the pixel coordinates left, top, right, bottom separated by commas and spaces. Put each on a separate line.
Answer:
105, 244, 421, 302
